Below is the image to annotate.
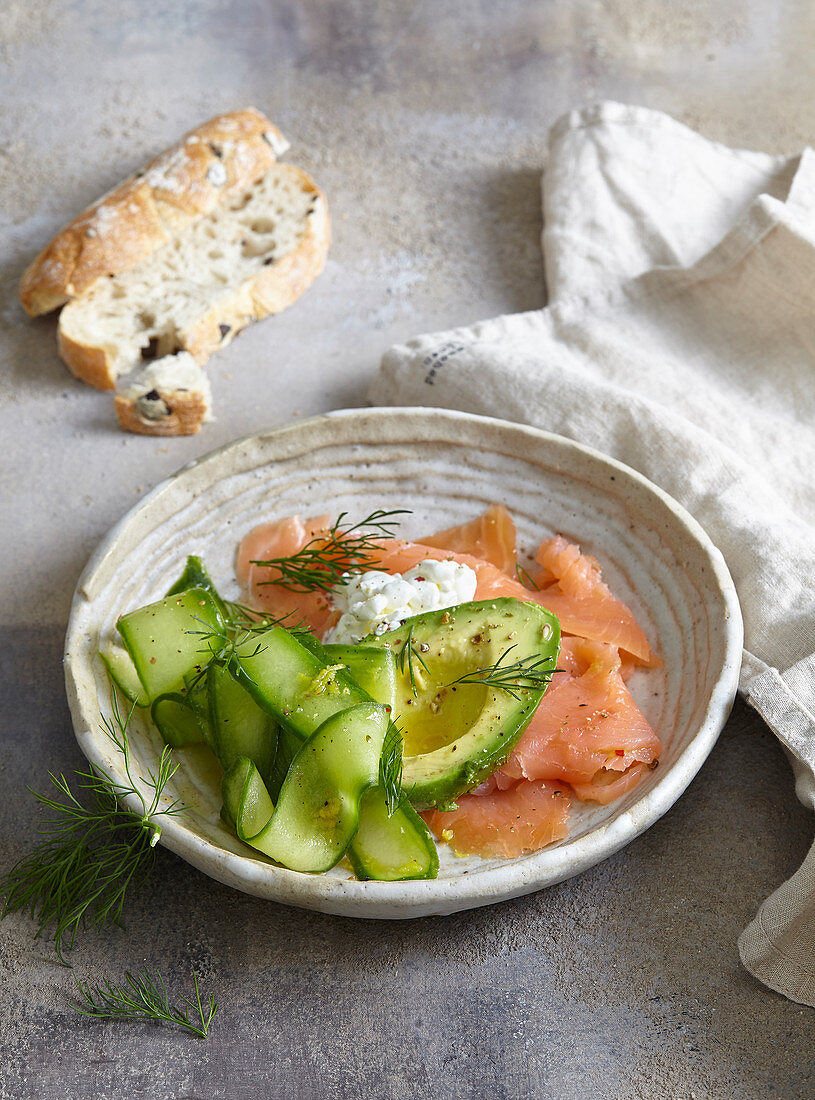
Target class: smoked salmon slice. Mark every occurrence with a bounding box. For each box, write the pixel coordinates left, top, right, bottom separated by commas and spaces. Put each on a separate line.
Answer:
495, 639, 661, 787
365, 539, 531, 602
420, 503, 517, 575
236, 517, 529, 633
423, 780, 572, 859
235, 514, 338, 637
570, 762, 650, 805
529, 536, 658, 666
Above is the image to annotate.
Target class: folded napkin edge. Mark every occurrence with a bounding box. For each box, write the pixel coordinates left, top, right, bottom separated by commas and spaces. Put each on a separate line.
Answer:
738, 839, 815, 1010
548, 100, 794, 170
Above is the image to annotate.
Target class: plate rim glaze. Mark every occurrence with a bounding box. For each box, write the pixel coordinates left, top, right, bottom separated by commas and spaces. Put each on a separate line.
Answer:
64, 407, 744, 918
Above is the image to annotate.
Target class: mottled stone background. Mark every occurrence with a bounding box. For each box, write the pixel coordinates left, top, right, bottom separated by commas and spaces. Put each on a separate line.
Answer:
2, 2, 814, 1097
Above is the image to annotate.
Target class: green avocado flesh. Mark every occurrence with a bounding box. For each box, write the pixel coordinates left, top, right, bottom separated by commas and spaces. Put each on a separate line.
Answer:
363, 598, 560, 808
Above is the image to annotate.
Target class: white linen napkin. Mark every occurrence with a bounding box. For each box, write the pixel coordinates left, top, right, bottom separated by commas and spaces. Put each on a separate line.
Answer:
369, 101, 815, 1007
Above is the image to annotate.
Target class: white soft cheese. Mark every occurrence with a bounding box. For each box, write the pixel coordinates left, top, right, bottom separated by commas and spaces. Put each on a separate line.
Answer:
324, 559, 478, 644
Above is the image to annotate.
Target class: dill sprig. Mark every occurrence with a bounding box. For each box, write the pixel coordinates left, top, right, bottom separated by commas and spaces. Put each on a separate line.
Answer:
515, 564, 540, 591
221, 600, 309, 636
253, 509, 411, 594
185, 620, 261, 692
446, 645, 556, 701
379, 723, 404, 816
73, 967, 217, 1039
221, 599, 272, 629
396, 622, 429, 699
0, 693, 186, 963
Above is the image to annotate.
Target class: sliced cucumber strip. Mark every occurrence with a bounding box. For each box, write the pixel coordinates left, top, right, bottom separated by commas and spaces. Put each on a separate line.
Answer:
230, 625, 374, 739
99, 644, 149, 707
293, 631, 332, 661
349, 788, 439, 881
117, 587, 223, 702
165, 555, 228, 619
266, 724, 302, 803
207, 662, 278, 787
323, 644, 397, 711
221, 757, 250, 827
232, 759, 276, 839
151, 693, 206, 748
230, 629, 405, 858
240, 702, 390, 873
183, 670, 216, 752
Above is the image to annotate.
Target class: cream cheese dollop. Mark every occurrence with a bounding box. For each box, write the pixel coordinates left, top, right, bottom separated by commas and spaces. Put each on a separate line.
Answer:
324, 559, 478, 645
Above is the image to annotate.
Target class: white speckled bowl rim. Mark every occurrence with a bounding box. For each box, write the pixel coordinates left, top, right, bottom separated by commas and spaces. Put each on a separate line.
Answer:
65, 408, 743, 918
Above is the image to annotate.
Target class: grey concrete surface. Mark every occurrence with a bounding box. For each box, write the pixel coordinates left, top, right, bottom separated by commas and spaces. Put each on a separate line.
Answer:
2, 2, 815, 1097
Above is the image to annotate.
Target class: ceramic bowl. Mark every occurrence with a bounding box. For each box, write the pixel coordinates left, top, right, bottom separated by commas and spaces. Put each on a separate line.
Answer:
64, 407, 743, 917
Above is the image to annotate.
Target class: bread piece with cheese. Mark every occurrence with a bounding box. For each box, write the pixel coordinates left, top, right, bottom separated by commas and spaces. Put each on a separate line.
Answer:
114, 352, 211, 437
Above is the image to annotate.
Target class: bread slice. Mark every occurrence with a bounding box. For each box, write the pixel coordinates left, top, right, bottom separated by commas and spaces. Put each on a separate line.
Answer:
19, 109, 289, 317
19, 109, 329, 435
114, 352, 212, 436
57, 162, 329, 390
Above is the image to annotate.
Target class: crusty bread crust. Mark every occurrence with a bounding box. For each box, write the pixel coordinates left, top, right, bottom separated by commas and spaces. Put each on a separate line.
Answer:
20, 108, 288, 316
114, 390, 209, 436
57, 330, 119, 390
59, 166, 331, 391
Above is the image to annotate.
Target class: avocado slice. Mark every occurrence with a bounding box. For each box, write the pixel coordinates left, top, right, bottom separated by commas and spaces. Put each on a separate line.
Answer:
363, 598, 560, 808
